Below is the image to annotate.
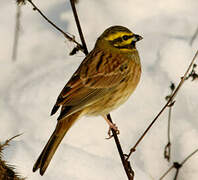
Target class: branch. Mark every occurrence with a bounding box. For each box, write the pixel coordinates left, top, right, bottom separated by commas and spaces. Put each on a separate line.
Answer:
190, 26, 198, 45
159, 165, 174, 180
107, 114, 134, 180
127, 50, 198, 160
181, 148, 198, 165
70, 0, 88, 55
159, 148, 198, 180
172, 148, 198, 180
164, 82, 175, 162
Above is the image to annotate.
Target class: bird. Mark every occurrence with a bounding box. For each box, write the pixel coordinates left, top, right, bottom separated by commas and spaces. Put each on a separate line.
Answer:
33, 25, 142, 175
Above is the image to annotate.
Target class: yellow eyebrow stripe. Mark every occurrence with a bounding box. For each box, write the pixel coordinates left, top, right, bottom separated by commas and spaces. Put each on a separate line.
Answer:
105, 32, 133, 41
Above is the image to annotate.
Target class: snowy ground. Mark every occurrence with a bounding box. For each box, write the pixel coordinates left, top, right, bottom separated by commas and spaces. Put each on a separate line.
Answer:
0, 0, 198, 179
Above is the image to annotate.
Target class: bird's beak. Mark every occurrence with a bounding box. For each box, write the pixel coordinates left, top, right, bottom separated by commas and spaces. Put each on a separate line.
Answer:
134, 34, 143, 42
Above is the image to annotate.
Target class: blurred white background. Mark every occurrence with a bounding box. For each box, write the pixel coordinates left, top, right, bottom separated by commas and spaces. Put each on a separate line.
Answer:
0, 0, 198, 179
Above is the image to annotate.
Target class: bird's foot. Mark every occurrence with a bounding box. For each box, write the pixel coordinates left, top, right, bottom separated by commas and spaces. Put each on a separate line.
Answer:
106, 123, 120, 139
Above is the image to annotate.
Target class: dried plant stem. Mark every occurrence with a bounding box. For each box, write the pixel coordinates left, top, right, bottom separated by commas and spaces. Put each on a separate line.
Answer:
26, 0, 83, 52
70, 0, 88, 55
12, 5, 21, 61
127, 50, 198, 160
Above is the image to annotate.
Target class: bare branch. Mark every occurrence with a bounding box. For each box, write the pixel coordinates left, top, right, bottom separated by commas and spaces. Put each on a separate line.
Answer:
70, 0, 88, 55
159, 165, 174, 180
164, 82, 175, 162
181, 148, 198, 165
107, 114, 134, 180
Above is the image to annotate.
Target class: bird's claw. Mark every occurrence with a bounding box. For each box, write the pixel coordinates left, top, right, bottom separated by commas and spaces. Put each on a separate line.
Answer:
106, 123, 120, 139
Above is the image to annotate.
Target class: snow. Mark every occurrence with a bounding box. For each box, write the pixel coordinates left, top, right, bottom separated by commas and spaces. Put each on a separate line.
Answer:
0, 0, 198, 179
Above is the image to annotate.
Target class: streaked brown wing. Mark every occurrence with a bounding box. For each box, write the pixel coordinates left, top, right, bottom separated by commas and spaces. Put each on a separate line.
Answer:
51, 49, 131, 119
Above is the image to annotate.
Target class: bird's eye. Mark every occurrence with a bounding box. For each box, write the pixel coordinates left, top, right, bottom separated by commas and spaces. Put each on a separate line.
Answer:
122, 35, 129, 40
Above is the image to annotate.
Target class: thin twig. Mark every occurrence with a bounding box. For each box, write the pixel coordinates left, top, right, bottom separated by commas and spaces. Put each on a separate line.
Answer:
172, 162, 182, 180
127, 50, 198, 160
172, 148, 198, 180
164, 82, 175, 162
159, 165, 174, 180
173, 169, 180, 180
107, 114, 134, 180
26, 0, 84, 54
181, 148, 198, 165
172, 149, 198, 180
159, 148, 198, 180
70, 0, 88, 55
12, 5, 21, 61
190, 26, 198, 45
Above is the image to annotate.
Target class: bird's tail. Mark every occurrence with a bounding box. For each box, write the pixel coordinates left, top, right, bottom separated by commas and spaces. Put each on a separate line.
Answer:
33, 111, 82, 175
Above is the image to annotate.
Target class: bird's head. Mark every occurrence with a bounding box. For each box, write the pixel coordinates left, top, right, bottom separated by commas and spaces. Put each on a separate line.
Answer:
95, 26, 143, 52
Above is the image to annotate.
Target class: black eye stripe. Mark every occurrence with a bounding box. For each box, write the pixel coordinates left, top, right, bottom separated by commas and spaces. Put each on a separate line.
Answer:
122, 35, 133, 40
110, 37, 122, 44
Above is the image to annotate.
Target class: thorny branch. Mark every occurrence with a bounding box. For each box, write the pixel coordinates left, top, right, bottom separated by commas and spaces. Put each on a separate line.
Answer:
159, 148, 198, 180
127, 50, 198, 160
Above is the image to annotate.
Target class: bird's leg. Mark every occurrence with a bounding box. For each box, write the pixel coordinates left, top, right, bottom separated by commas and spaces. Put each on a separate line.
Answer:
102, 115, 120, 139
